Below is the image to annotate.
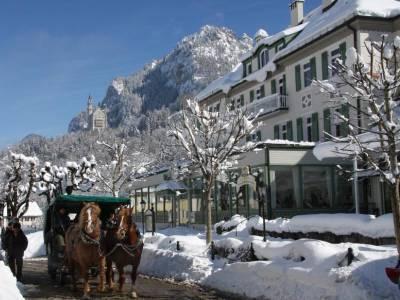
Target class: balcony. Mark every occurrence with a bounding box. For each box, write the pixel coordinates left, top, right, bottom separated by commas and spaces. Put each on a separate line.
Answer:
247, 93, 288, 117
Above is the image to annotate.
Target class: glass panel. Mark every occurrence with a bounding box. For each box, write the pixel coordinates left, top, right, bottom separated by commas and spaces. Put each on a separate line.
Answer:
303, 167, 331, 208
335, 174, 353, 209
272, 167, 297, 209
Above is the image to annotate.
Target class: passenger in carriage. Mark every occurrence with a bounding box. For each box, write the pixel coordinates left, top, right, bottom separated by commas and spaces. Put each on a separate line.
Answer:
53, 207, 71, 252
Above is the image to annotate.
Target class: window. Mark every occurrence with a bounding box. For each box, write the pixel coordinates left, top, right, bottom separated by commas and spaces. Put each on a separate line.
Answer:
334, 107, 342, 137
295, 65, 301, 91
247, 62, 252, 75
306, 117, 312, 142
248, 130, 262, 142
256, 85, 265, 99
94, 119, 104, 128
272, 166, 297, 209
302, 167, 331, 209
331, 48, 341, 76
250, 90, 255, 103
259, 48, 269, 68
279, 75, 286, 95
303, 62, 312, 87
229, 99, 235, 111
281, 124, 287, 140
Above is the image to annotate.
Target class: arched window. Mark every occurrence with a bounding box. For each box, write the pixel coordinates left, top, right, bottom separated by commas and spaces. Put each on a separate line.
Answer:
259, 49, 269, 68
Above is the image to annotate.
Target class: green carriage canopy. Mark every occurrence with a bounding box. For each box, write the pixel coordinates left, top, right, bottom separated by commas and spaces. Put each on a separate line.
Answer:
53, 194, 131, 206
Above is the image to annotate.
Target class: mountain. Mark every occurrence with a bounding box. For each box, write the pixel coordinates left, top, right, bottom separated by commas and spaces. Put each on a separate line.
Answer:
69, 25, 253, 132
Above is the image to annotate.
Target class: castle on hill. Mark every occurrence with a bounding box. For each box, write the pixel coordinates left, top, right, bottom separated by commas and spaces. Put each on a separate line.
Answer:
86, 95, 107, 131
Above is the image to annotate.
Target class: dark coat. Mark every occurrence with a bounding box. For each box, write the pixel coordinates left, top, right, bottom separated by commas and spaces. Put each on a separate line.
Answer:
4, 230, 28, 258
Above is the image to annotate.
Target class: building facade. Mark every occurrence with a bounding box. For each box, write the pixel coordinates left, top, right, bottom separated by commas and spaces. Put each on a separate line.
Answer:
131, 0, 400, 227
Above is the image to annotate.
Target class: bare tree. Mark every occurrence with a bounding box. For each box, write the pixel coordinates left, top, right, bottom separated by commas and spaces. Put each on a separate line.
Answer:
169, 99, 260, 244
315, 35, 400, 254
1, 152, 38, 218
94, 141, 153, 197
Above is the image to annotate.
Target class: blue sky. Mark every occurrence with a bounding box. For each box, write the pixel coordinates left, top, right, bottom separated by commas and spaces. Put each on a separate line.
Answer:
0, 0, 320, 149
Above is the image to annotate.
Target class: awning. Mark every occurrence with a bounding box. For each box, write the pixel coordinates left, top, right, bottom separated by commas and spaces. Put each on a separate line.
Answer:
156, 181, 188, 192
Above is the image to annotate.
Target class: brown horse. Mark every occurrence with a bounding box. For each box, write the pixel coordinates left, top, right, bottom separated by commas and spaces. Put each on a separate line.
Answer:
104, 206, 143, 298
65, 202, 105, 299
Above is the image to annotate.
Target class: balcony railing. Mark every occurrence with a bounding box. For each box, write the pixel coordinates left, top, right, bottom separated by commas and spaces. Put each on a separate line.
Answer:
247, 93, 288, 117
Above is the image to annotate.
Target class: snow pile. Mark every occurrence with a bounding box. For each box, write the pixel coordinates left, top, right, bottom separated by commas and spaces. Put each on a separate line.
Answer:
140, 224, 399, 300
252, 213, 395, 238
0, 261, 24, 300
24, 230, 45, 259
214, 214, 247, 232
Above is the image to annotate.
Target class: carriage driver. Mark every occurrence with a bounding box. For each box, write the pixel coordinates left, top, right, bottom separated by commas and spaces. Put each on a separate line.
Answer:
53, 207, 71, 252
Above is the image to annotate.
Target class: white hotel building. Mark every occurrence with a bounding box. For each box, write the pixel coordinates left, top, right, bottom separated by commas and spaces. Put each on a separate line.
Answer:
131, 0, 400, 227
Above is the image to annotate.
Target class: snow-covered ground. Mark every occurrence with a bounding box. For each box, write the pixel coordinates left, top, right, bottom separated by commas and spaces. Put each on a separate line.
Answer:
140, 214, 400, 300
0, 261, 24, 300
20, 214, 400, 299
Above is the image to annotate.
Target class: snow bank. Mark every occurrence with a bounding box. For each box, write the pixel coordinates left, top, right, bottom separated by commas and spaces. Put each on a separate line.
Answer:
0, 261, 24, 300
253, 213, 395, 238
24, 230, 45, 259
139, 223, 399, 299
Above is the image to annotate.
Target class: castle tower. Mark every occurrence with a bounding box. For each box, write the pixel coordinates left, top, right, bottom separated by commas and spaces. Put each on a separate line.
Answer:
87, 95, 94, 116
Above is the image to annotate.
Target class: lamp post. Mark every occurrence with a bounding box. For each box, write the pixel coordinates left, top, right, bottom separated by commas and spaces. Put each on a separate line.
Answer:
151, 203, 155, 236
140, 199, 146, 235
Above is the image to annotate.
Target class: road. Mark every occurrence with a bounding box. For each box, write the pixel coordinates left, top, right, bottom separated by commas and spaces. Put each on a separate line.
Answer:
23, 258, 232, 300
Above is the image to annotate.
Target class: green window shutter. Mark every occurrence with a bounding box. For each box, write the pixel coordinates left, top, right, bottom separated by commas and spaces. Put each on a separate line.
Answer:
322, 52, 329, 80
260, 85, 265, 98
246, 135, 251, 142
295, 65, 301, 91
243, 63, 247, 77
271, 79, 277, 94
282, 74, 287, 95
287, 121, 293, 141
274, 125, 280, 139
311, 112, 319, 142
256, 131, 262, 141
310, 57, 317, 80
240, 94, 244, 106
340, 104, 350, 136
296, 118, 303, 141
323, 108, 331, 139
250, 90, 255, 102
339, 42, 346, 64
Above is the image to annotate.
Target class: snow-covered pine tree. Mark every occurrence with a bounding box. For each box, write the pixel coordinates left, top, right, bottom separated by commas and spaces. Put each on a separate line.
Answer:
169, 99, 260, 244
315, 35, 400, 255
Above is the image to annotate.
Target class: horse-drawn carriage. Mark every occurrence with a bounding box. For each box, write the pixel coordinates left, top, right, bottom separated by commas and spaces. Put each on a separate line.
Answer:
43, 194, 142, 298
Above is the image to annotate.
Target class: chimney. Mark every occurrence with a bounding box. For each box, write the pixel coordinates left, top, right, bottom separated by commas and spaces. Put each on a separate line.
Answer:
290, 0, 305, 27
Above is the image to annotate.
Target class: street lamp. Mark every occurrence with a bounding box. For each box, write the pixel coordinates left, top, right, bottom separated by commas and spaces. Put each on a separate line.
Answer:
140, 199, 146, 235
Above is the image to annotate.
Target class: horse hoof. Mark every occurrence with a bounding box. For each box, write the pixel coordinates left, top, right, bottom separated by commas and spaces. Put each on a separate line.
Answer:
131, 291, 138, 298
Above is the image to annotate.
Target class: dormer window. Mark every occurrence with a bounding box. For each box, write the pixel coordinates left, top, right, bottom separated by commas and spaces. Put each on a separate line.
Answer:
259, 48, 269, 68
246, 62, 252, 75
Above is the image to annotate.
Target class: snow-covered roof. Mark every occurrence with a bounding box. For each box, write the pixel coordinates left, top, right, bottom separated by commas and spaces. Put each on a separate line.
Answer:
196, 63, 243, 101
275, 0, 400, 61
241, 23, 307, 62
253, 29, 269, 41
23, 201, 43, 217
196, 0, 400, 102
156, 181, 188, 192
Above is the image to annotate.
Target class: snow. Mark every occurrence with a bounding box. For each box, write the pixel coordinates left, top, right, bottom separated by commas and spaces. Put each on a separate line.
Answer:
196, 0, 400, 103
195, 63, 243, 100
252, 213, 395, 238
139, 218, 400, 300
24, 201, 43, 217
0, 261, 24, 300
21, 212, 400, 299
24, 230, 45, 259
275, 0, 400, 62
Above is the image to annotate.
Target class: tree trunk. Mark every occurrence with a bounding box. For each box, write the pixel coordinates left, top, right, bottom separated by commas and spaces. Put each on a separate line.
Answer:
390, 179, 400, 255
205, 177, 213, 244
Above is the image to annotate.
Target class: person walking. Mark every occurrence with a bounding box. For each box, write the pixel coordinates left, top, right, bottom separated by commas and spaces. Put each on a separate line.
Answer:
4, 222, 28, 282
